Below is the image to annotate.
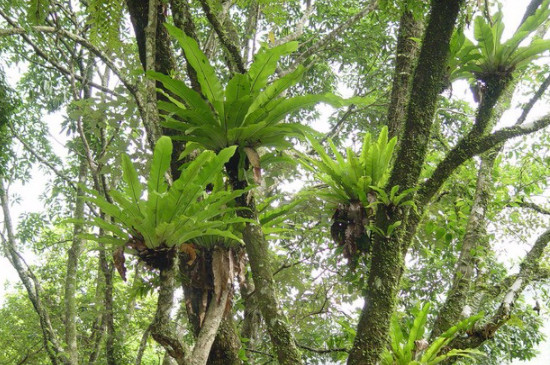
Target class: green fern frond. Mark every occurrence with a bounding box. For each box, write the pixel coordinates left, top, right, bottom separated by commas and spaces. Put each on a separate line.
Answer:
301, 126, 397, 207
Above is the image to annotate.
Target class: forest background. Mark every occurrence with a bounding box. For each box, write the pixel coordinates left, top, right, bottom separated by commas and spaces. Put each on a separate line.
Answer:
1, 0, 550, 364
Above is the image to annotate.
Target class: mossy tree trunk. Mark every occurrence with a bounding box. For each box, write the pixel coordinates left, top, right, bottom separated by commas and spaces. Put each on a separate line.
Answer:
348, 1, 464, 363
430, 150, 497, 339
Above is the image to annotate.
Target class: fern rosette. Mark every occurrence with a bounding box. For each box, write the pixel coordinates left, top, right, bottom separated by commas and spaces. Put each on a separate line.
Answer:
448, 2, 550, 86
381, 303, 485, 365
83, 136, 249, 273
300, 127, 397, 261
148, 25, 366, 181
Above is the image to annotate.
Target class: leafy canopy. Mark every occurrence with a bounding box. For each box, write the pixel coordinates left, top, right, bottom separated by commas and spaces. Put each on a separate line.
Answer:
300, 126, 397, 206
149, 24, 358, 153
84, 136, 247, 249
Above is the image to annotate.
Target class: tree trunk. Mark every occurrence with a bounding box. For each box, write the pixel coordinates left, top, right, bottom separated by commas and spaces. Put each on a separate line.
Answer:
64, 157, 88, 365
348, 1, 464, 363
179, 249, 242, 364
226, 156, 303, 365
430, 150, 497, 339
0, 179, 70, 365
387, 9, 423, 140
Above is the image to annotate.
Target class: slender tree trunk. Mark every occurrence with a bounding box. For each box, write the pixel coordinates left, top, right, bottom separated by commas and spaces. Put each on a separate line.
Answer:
206, 317, 241, 365
179, 249, 242, 365
430, 150, 497, 339
0, 179, 70, 365
99, 245, 117, 365
226, 157, 303, 365
151, 253, 187, 365
240, 273, 261, 355
64, 157, 88, 365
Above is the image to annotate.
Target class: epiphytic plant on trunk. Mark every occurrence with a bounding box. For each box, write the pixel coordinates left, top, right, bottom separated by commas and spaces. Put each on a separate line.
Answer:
149, 24, 359, 180
381, 303, 485, 365
83, 136, 248, 277
299, 126, 411, 263
449, 1, 550, 87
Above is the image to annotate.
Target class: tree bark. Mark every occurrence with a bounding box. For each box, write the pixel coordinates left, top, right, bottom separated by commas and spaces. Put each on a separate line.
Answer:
448, 228, 550, 350
151, 254, 188, 364
387, 9, 423, 140
430, 150, 496, 339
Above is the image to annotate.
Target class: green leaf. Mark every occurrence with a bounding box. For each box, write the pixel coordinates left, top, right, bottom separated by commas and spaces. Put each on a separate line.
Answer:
261, 94, 345, 127
245, 65, 306, 122
147, 71, 215, 119
121, 154, 142, 208
404, 303, 430, 357
248, 42, 299, 93
148, 136, 172, 196
225, 73, 252, 105
165, 23, 224, 116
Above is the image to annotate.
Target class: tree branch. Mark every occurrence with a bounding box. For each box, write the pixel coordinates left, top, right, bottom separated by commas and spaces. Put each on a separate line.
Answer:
0, 22, 138, 96
449, 228, 550, 350
272, 2, 314, 47
136, 325, 152, 365
198, 0, 246, 73
506, 200, 550, 215
418, 113, 550, 206
151, 257, 189, 364
515, 72, 550, 126
0, 27, 120, 96
287, 0, 378, 73
0, 180, 70, 365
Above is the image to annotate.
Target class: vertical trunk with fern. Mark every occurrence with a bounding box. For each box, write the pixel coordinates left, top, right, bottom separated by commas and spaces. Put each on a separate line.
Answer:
125, 2, 243, 362
348, 1, 464, 363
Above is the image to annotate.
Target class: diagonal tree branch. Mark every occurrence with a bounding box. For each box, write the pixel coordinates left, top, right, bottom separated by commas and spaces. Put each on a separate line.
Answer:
0, 28, 120, 96
449, 228, 550, 350
0, 20, 138, 97
515, 72, 550, 126
272, 2, 314, 47
512, 200, 550, 215
418, 113, 550, 206
287, 0, 378, 74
